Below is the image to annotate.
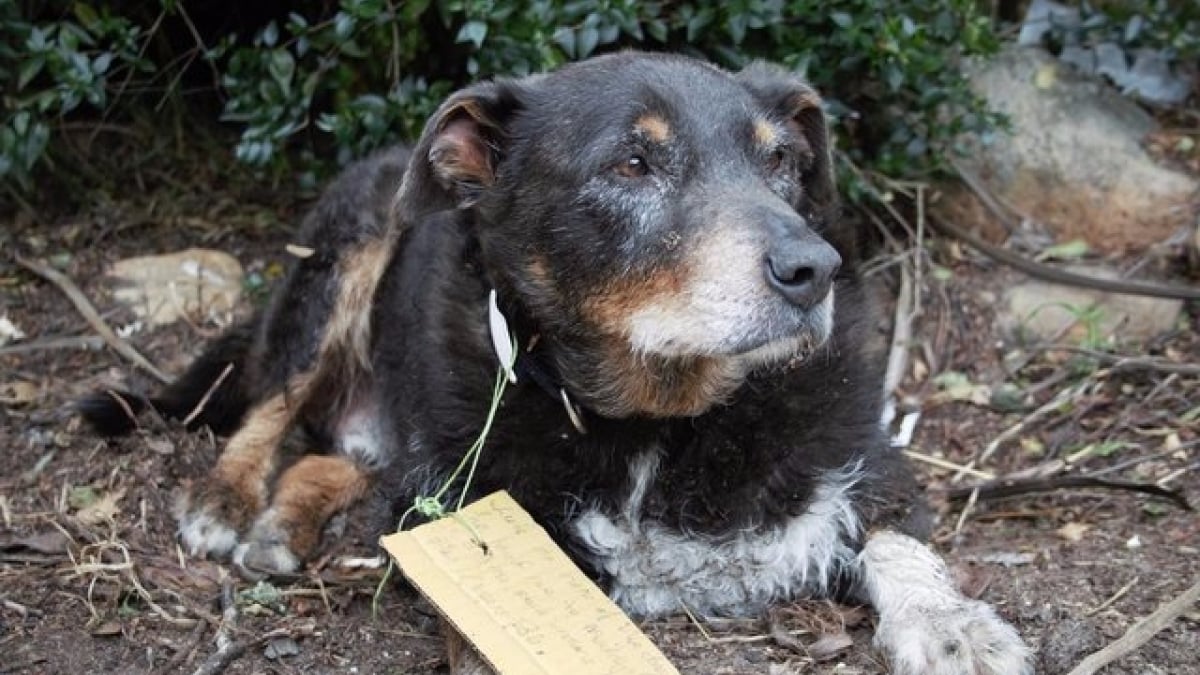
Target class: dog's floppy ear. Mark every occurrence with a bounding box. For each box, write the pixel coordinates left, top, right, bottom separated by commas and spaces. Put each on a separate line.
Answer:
737, 62, 836, 211
393, 80, 527, 224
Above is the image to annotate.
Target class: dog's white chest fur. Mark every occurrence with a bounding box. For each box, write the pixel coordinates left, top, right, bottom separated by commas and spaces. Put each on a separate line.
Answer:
570, 450, 862, 617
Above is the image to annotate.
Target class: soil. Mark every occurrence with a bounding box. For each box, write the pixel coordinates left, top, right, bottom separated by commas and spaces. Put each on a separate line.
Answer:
1, 164, 1197, 675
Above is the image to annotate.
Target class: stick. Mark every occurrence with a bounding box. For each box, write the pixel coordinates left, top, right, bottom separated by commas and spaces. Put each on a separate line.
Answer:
1066, 578, 1200, 675
14, 256, 172, 383
1086, 576, 1138, 617
181, 363, 234, 427
953, 378, 1089, 482
1036, 345, 1200, 377
903, 450, 995, 480
0, 335, 105, 355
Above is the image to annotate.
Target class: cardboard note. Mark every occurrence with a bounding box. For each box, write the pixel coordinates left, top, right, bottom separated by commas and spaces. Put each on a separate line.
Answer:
381, 491, 679, 675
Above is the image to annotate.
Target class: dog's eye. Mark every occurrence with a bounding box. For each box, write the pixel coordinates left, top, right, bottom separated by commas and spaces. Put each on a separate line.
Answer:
615, 155, 650, 178
766, 147, 788, 172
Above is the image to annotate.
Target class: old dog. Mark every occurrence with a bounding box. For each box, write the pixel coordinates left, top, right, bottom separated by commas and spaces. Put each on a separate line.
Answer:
84, 52, 1032, 674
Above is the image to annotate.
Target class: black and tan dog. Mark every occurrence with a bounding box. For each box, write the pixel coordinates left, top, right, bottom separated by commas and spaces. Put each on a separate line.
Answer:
84, 52, 1031, 674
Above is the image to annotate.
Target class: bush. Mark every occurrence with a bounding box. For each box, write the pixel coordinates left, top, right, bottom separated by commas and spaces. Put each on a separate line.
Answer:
2, 0, 1004, 194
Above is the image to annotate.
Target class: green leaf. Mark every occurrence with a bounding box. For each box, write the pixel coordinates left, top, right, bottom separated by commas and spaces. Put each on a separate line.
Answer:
457, 20, 488, 49
1035, 239, 1090, 262
17, 56, 45, 90
72, 2, 101, 31
267, 50, 295, 92
553, 26, 575, 57
577, 26, 599, 57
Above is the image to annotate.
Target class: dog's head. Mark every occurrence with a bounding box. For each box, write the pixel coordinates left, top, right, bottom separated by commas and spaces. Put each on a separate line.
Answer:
397, 52, 849, 418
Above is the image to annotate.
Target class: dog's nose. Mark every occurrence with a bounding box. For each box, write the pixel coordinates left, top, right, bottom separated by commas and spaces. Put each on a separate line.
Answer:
765, 238, 841, 309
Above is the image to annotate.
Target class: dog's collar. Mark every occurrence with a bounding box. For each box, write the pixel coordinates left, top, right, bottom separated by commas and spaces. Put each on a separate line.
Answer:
488, 290, 588, 434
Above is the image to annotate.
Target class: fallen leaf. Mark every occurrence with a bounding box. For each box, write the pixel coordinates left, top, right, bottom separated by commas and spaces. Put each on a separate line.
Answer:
285, 243, 315, 258
143, 437, 175, 455
931, 371, 991, 406
1035, 238, 1090, 262
74, 488, 124, 526
808, 631, 854, 661
90, 620, 122, 636
108, 249, 244, 327
1057, 522, 1090, 542
0, 314, 25, 345
68, 485, 99, 510
0, 381, 38, 405
264, 636, 300, 660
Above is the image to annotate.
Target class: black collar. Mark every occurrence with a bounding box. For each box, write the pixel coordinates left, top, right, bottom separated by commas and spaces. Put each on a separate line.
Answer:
490, 291, 588, 434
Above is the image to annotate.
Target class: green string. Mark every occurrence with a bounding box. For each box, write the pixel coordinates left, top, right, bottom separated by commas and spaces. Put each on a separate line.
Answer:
372, 335, 516, 618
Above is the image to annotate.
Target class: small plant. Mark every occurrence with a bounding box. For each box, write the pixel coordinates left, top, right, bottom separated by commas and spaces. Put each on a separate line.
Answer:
0, 2, 154, 189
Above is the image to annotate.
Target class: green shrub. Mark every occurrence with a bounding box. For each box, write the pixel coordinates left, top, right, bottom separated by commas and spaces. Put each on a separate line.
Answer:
2, 0, 1005, 194
0, 2, 153, 189
1043, 0, 1199, 62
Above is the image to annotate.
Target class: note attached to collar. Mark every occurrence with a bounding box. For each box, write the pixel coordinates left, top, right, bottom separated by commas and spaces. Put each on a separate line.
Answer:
381, 491, 679, 675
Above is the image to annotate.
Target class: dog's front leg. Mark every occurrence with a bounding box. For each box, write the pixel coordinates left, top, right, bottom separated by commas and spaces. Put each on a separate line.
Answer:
857, 530, 1033, 675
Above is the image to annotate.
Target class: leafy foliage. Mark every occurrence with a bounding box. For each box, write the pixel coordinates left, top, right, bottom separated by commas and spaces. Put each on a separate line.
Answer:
1043, 0, 1200, 62
2, 0, 1006, 192
0, 2, 152, 188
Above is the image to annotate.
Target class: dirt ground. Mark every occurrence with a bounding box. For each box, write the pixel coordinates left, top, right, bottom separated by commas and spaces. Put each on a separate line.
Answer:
1, 153, 1198, 674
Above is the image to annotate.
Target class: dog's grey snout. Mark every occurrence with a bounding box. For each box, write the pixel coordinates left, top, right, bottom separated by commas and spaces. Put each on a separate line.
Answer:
764, 224, 841, 310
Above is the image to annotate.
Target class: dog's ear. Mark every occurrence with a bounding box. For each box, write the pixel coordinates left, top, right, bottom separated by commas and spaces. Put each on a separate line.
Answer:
736, 62, 836, 211
394, 80, 527, 224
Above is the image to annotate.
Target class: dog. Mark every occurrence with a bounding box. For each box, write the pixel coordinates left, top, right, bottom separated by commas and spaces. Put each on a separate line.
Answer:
83, 52, 1032, 674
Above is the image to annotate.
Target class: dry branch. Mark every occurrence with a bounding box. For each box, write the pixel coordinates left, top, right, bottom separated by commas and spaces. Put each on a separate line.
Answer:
1066, 578, 1200, 675
15, 255, 171, 383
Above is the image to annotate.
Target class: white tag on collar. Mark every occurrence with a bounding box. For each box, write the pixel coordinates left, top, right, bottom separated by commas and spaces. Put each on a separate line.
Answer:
488, 289, 518, 384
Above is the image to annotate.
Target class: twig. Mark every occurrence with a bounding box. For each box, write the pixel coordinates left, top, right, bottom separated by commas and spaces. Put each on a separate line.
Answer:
192, 577, 239, 675
927, 215, 1200, 301
181, 363, 235, 427
903, 450, 995, 480
883, 264, 916, 398
942, 476, 1191, 511
2, 597, 44, 617
953, 378, 1091, 483
158, 619, 207, 674
952, 487, 980, 536
1036, 345, 1200, 377
1066, 578, 1200, 675
1086, 577, 1139, 617
105, 389, 140, 430
191, 623, 316, 675
14, 256, 171, 383
0, 335, 105, 355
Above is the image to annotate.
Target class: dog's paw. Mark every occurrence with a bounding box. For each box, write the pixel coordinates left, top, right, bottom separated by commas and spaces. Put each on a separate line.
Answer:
231, 509, 302, 579
232, 540, 301, 579
173, 483, 260, 557
875, 597, 1032, 675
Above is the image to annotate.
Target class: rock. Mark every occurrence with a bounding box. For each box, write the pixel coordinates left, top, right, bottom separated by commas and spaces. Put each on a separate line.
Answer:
1002, 265, 1183, 344
958, 46, 1199, 253
107, 248, 244, 327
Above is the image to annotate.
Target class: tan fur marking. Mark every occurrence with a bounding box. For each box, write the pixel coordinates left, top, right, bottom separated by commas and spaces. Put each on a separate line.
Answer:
754, 118, 779, 147
598, 345, 742, 417
579, 267, 744, 417
635, 114, 672, 143
323, 240, 394, 373
582, 267, 687, 329
267, 455, 369, 558
210, 379, 309, 521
